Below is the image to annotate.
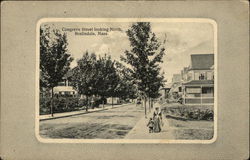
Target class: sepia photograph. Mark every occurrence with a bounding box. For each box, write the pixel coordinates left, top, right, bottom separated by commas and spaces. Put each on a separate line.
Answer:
36, 18, 217, 143
1, 1, 249, 160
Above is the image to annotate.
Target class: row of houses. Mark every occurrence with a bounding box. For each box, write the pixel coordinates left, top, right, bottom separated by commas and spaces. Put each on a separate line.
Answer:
161, 54, 215, 106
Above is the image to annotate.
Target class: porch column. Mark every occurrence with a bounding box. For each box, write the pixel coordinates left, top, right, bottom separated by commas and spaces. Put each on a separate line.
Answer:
201, 85, 203, 106
66, 79, 69, 86
183, 86, 186, 105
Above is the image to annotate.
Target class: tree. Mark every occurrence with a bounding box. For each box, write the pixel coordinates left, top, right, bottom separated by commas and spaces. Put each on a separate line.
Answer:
71, 51, 98, 111
114, 62, 137, 100
40, 24, 73, 116
71, 52, 120, 109
146, 62, 166, 111
95, 54, 119, 107
121, 22, 166, 117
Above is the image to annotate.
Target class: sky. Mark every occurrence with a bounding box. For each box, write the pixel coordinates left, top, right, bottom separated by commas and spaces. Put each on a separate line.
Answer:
42, 21, 214, 83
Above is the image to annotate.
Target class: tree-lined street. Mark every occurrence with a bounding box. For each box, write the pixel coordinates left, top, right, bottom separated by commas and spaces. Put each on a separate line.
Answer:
40, 22, 166, 117
39, 22, 168, 139
39, 21, 214, 140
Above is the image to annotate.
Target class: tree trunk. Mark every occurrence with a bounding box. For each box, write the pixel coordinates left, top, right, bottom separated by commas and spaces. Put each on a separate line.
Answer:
144, 97, 147, 118
102, 99, 105, 109
86, 96, 89, 112
148, 97, 151, 112
112, 96, 113, 108
91, 96, 94, 109
51, 87, 54, 117
66, 95, 68, 109
151, 99, 154, 109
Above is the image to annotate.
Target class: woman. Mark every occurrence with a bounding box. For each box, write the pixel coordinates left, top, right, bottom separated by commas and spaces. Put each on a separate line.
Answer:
153, 107, 162, 133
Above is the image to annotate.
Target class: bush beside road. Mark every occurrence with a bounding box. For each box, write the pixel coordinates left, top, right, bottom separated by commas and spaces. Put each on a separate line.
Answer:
162, 103, 214, 121
161, 102, 214, 140
40, 97, 85, 115
40, 96, 120, 115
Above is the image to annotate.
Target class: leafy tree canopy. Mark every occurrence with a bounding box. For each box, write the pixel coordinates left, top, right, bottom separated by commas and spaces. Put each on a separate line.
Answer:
40, 25, 73, 89
121, 22, 166, 98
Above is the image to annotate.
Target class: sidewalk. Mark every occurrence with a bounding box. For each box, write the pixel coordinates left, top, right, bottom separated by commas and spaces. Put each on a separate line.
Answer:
125, 103, 175, 139
40, 103, 130, 121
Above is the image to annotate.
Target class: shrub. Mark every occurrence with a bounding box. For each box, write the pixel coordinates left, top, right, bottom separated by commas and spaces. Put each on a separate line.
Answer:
48, 97, 80, 113
78, 98, 88, 108
39, 96, 103, 115
92, 100, 100, 108
40, 97, 51, 115
90, 97, 102, 109
163, 105, 214, 121
40, 97, 83, 115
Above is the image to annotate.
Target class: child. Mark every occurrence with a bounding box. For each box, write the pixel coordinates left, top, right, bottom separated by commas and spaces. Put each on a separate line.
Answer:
147, 118, 154, 133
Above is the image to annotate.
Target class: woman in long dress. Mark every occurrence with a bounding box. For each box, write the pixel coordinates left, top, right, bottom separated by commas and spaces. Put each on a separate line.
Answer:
153, 107, 162, 133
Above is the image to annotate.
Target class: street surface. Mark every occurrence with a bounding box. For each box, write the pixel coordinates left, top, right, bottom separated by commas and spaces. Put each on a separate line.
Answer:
40, 103, 144, 139
40, 102, 214, 140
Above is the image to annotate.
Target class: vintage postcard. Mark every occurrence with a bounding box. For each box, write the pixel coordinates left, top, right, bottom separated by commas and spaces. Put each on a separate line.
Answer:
2, 1, 249, 160
36, 18, 217, 143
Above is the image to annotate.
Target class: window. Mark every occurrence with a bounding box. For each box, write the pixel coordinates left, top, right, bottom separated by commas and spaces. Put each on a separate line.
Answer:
187, 72, 193, 81
207, 72, 212, 80
186, 88, 201, 93
202, 87, 214, 97
194, 72, 199, 80
178, 87, 182, 92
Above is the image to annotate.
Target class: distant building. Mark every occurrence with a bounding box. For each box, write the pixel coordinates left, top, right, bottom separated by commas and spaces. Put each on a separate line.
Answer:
172, 74, 182, 83
107, 97, 121, 105
53, 70, 77, 97
182, 54, 214, 105
54, 85, 77, 97
169, 74, 182, 99
170, 82, 182, 99
181, 67, 189, 81
159, 84, 172, 100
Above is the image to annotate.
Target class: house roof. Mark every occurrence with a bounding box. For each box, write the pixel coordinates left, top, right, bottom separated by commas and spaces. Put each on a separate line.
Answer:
183, 80, 214, 86
190, 54, 214, 70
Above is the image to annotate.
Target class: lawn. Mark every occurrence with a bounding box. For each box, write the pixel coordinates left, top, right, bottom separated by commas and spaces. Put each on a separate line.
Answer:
167, 118, 214, 140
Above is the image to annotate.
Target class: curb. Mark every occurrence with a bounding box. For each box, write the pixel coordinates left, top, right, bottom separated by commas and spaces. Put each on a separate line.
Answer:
39, 103, 131, 121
